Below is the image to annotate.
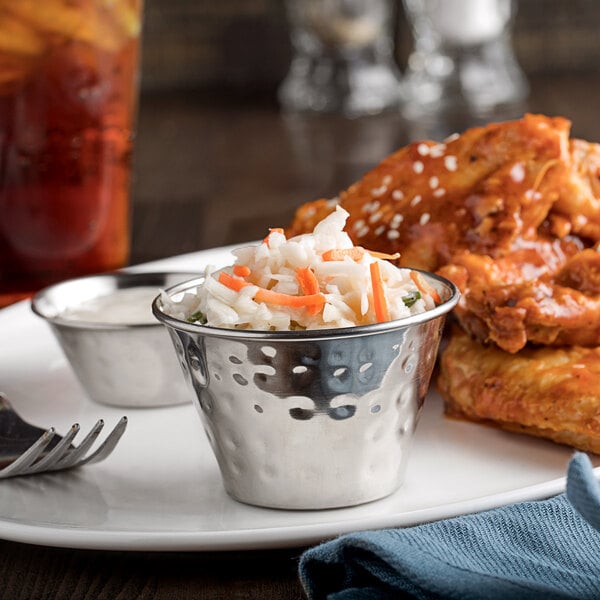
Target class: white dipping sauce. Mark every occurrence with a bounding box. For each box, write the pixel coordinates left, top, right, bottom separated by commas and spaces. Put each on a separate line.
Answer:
61, 287, 160, 325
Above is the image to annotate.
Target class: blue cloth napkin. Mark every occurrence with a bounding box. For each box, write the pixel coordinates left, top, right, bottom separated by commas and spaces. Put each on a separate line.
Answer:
299, 453, 600, 600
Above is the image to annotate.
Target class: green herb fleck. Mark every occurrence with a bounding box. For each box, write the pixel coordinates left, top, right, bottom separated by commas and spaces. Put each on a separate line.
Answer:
402, 291, 421, 308
187, 310, 207, 324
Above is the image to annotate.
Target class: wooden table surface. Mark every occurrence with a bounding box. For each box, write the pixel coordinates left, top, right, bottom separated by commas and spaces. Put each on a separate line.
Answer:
1, 72, 600, 599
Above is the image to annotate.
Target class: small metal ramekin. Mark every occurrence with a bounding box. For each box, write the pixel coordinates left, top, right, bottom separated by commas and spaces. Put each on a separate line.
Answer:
32, 271, 199, 408
154, 271, 459, 509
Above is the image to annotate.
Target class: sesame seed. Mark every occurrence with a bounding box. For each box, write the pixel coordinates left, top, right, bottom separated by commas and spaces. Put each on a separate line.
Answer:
369, 211, 382, 224
444, 156, 457, 171
510, 162, 525, 183
429, 144, 446, 158
371, 185, 387, 197
374, 225, 386, 236
413, 161, 424, 174
573, 364, 585, 369
444, 133, 460, 143
353, 219, 365, 230
419, 213, 430, 225
429, 176, 439, 189
410, 195, 422, 207
382, 175, 392, 185
433, 188, 446, 198
356, 226, 370, 238
392, 190, 404, 201
417, 143, 430, 156
524, 189, 542, 200
387, 230, 400, 240
361, 200, 380, 213
390, 214, 404, 229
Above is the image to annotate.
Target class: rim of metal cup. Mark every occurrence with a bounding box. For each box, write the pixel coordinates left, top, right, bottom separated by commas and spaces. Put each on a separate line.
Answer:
31, 271, 201, 331
152, 269, 460, 341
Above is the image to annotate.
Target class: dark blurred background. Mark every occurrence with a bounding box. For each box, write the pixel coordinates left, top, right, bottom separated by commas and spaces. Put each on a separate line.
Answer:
139, 0, 598, 94
130, 0, 600, 265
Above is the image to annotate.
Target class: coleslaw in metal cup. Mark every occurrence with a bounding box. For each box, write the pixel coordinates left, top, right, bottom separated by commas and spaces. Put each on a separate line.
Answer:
153, 271, 459, 509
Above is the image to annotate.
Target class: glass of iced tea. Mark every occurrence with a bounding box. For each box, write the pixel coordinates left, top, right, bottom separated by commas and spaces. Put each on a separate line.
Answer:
0, 0, 143, 307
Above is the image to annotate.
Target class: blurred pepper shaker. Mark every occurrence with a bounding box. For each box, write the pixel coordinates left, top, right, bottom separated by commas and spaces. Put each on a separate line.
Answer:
278, 0, 403, 117
0, 0, 143, 307
402, 0, 528, 135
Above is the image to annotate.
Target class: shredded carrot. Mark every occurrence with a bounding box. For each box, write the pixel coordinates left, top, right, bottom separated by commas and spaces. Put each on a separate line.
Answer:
295, 267, 319, 295
295, 267, 320, 315
218, 271, 250, 292
219, 270, 325, 312
262, 227, 285, 247
233, 264, 251, 277
410, 271, 441, 304
255, 288, 325, 309
322, 247, 365, 261
370, 262, 390, 323
366, 250, 401, 261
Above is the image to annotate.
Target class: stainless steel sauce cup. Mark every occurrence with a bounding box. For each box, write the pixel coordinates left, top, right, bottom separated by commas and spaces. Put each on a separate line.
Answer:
32, 272, 199, 408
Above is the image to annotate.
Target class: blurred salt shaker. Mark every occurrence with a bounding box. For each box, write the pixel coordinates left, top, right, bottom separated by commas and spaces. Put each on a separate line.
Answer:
278, 0, 403, 117
430, 0, 508, 46
402, 0, 528, 137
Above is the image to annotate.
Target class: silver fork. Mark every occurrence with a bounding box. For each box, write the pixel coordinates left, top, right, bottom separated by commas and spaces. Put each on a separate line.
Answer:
0, 393, 127, 479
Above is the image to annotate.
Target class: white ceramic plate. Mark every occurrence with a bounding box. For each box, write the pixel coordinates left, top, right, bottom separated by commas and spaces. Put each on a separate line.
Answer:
0, 248, 598, 552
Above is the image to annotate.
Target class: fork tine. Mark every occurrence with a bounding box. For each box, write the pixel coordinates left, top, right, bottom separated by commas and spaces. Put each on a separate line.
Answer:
0, 392, 11, 410
0, 428, 56, 479
53, 416, 128, 470
55, 419, 105, 469
23, 424, 81, 475
0, 392, 128, 478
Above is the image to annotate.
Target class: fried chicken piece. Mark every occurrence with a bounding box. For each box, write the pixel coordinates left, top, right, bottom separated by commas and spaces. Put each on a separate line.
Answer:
456, 279, 600, 352
439, 138, 600, 352
438, 327, 600, 454
551, 139, 600, 240
436, 238, 600, 353
557, 247, 600, 293
288, 114, 572, 271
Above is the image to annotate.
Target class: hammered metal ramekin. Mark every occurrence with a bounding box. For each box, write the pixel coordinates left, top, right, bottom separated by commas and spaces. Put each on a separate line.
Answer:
153, 271, 459, 509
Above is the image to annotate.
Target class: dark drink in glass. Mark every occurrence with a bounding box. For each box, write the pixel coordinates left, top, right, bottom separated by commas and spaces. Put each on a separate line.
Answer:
0, 0, 142, 307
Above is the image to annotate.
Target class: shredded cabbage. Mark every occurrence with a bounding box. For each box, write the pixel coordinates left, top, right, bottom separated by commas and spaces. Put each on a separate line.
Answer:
162, 207, 437, 330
